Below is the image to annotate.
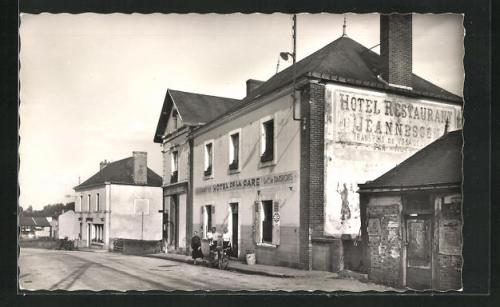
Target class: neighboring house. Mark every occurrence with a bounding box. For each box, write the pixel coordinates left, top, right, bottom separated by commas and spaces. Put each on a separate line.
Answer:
358, 130, 462, 290
74, 151, 163, 250
153, 90, 240, 254
58, 210, 79, 240
20, 216, 52, 239
153, 15, 463, 271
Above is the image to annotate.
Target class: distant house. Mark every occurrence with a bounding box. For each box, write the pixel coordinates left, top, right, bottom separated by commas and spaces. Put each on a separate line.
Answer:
74, 151, 163, 250
20, 216, 52, 239
58, 210, 79, 240
358, 130, 462, 290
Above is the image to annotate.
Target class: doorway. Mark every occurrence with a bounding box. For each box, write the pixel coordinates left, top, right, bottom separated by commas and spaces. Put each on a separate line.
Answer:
87, 223, 91, 247
230, 203, 239, 258
170, 195, 179, 249
405, 215, 432, 290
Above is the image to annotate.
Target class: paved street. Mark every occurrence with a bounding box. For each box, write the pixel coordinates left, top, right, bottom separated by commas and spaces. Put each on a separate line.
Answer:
19, 248, 395, 292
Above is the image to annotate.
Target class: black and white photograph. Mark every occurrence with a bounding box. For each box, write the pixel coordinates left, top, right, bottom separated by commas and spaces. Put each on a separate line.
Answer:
18, 12, 469, 292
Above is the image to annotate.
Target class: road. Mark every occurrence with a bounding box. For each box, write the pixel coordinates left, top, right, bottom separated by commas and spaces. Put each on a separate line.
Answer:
19, 248, 395, 292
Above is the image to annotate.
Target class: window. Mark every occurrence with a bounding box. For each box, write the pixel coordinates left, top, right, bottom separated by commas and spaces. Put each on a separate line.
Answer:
96, 193, 100, 212
229, 132, 240, 171
261, 200, 273, 243
79, 195, 83, 212
260, 119, 274, 162
204, 142, 213, 177
172, 110, 178, 130
87, 194, 91, 212
254, 200, 280, 246
202, 205, 215, 238
171, 150, 178, 183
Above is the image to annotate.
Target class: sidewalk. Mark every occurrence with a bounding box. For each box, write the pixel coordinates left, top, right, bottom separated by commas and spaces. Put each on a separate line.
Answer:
145, 252, 339, 279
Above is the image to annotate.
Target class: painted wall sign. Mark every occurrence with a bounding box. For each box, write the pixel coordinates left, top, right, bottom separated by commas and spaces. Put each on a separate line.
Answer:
439, 219, 462, 255
331, 90, 461, 153
194, 171, 297, 194
323, 84, 462, 237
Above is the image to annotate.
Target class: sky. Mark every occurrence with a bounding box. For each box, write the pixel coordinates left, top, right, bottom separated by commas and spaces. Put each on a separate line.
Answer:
19, 13, 464, 210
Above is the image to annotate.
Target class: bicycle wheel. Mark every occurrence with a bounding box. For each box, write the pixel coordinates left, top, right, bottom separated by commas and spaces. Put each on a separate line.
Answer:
219, 255, 229, 270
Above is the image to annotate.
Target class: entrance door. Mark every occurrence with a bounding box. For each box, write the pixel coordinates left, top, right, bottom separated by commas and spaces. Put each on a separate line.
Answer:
87, 223, 91, 247
406, 216, 432, 289
171, 195, 179, 249
162, 211, 169, 247
231, 203, 239, 257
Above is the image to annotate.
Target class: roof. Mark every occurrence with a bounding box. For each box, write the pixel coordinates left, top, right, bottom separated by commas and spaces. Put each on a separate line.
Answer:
245, 36, 462, 104
153, 89, 240, 143
198, 36, 462, 133
74, 157, 162, 190
359, 130, 463, 191
20, 216, 51, 227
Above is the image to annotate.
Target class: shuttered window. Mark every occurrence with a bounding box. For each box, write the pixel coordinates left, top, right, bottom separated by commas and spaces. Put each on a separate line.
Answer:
254, 200, 280, 246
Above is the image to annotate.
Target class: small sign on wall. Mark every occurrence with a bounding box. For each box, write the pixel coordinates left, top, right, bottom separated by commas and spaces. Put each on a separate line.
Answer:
134, 199, 150, 215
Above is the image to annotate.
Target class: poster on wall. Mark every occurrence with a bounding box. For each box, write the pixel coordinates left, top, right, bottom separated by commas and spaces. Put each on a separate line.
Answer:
324, 180, 361, 236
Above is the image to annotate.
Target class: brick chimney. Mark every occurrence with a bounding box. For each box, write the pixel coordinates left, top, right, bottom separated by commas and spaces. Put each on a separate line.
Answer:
380, 14, 413, 89
99, 160, 109, 170
246, 79, 264, 96
133, 151, 148, 185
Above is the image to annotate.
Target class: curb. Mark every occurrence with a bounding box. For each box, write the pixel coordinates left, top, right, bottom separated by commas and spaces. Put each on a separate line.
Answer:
144, 254, 295, 278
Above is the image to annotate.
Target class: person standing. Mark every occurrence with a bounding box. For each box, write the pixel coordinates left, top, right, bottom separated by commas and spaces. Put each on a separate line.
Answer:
191, 231, 203, 264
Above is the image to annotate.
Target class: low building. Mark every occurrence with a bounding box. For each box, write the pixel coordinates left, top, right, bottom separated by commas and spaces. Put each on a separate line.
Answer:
74, 151, 163, 250
153, 89, 240, 254
58, 210, 79, 240
358, 130, 462, 290
20, 216, 52, 239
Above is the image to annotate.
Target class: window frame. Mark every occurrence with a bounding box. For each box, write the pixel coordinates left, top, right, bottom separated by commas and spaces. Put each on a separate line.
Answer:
171, 150, 179, 183
204, 139, 214, 179
203, 204, 214, 239
261, 200, 273, 244
259, 115, 276, 167
228, 128, 241, 173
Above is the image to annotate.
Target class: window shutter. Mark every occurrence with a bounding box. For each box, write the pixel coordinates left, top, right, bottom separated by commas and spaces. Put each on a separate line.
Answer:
254, 201, 261, 244
272, 201, 280, 246
211, 206, 216, 230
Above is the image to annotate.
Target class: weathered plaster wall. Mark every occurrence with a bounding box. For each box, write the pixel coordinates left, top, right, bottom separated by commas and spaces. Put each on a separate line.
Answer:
324, 83, 462, 237
109, 184, 162, 241
192, 93, 302, 266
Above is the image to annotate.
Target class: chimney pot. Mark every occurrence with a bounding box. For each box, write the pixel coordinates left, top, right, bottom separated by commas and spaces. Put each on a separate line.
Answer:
380, 14, 413, 89
133, 151, 148, 185
99, 160, 109, 170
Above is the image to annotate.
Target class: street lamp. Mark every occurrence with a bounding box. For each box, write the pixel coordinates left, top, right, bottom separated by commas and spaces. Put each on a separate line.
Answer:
280, 15, 301, 121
